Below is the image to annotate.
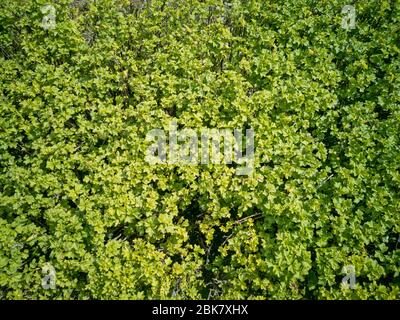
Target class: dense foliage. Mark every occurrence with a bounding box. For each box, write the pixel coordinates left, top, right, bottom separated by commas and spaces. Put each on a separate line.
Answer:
0, 0, 399, 299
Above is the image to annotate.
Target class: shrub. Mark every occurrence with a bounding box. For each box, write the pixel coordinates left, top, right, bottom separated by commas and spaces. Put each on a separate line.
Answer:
0, 0, 399, 299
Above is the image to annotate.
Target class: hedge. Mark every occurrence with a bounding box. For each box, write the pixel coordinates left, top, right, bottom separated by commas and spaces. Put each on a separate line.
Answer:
0, 0, 399, 299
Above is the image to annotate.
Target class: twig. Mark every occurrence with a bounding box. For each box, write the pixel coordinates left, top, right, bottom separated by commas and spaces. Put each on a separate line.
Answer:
316, 173, 334, 190
232, 213, 263, 226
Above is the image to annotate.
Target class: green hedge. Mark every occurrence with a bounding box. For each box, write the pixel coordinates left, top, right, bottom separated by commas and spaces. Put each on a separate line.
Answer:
0, 0, 399, 299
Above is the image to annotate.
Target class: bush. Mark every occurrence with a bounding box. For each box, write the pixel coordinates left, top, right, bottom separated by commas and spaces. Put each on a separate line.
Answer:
0, 0, 399, 299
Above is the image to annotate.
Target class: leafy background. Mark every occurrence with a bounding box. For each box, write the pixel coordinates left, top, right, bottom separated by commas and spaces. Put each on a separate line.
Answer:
0, 0, 399, 299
